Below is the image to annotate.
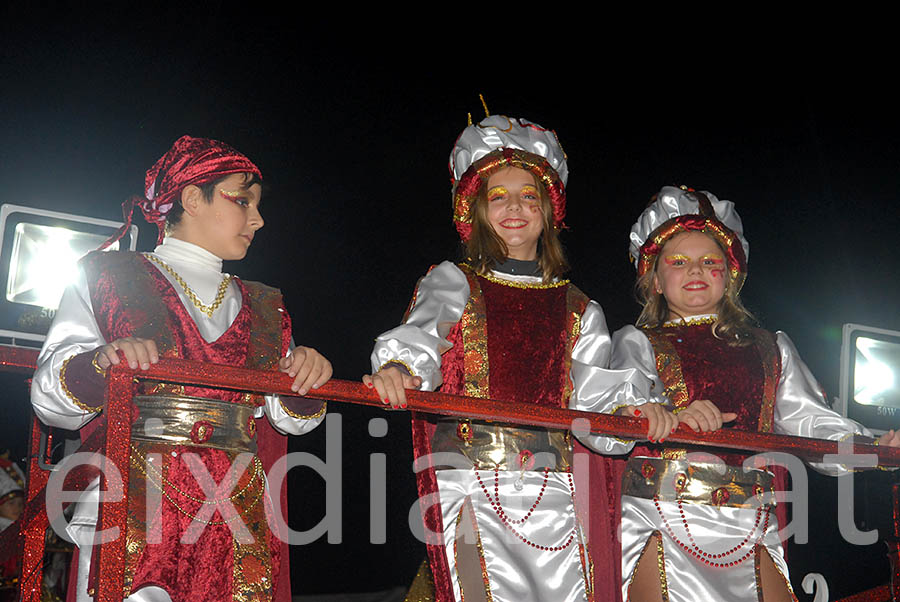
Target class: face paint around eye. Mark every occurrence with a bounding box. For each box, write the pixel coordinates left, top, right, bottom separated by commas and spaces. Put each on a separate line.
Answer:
520, 184, 539, 198
656, 231, 728, 319
487, 186, 508, 202
219, 189, 249, 206
664, 254, 690, 265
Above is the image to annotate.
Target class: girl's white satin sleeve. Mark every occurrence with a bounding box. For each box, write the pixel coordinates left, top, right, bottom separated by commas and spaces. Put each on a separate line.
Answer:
570, 319, 666, 455
370, 261, 469, 391
31, 268, 107, 431
773, 331, 874, 475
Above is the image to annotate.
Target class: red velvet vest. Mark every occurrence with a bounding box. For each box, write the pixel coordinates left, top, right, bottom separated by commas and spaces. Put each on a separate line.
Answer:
78, 250, 292, 602
439, 266, 588, 407
636, 321, 781, 462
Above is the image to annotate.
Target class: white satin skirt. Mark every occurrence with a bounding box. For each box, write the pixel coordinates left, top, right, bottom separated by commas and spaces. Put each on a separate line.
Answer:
435, 469, 590, 602
621, 495, 794, 601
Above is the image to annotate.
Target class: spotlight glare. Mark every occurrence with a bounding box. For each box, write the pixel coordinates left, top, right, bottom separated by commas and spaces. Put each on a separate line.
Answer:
6, 223, 118, 310
854, 336, 900, 405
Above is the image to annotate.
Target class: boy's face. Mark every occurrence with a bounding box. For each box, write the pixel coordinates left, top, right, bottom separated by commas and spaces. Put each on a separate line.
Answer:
0, 495, 24, 522
190, 173, 263, 260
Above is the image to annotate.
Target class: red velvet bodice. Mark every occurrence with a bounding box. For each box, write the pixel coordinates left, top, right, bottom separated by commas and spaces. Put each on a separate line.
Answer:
441, 275, 569, 407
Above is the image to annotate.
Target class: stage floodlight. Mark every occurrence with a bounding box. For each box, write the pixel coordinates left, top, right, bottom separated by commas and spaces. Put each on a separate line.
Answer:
0, 204, 138, 344
837, 323, 900, 434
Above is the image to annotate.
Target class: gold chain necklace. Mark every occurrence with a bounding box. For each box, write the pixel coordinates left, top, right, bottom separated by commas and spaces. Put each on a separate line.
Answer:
144, 253, 233, 318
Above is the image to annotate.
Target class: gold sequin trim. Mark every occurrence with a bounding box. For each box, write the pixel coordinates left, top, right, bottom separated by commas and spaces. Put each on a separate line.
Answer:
607, 404, 636, 444
232, 535, 274, 602
144, 253, 233, 318
754, 545, 763, 601
627, 531, 659, 600
643, 329, 690, 413
753, 330, 780, 434
469, 501, 493, 602
59, 355, 103, 413
459, 267, 490, 399
754, 545, 799, 601
460, 263, 569, 289
662, 315, 717, 328
657, 532, 669, 602
561, 284, 586, 407
279, 399, 327, 420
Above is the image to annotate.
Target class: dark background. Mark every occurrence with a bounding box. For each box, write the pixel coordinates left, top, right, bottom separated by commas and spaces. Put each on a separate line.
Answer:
1, 7, 898, 600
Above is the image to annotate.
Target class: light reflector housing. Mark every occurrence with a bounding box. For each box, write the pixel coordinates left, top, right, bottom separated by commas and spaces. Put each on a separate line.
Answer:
0, 204, 137, 343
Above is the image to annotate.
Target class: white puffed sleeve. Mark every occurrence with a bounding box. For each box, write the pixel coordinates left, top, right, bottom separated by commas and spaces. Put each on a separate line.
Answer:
570, 320, 667, 454
773, 331, 875, 475
31, 268, 107, 431
370, 261, 469, 391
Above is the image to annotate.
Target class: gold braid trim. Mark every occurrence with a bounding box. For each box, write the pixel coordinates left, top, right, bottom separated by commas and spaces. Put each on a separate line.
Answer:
129, 448, 265, 525
59, 355, 103, 413
378, 359, 417, 378
91, 350, 107, 376
461, 263, 569, 289
279, 398, 327, 420
143, 253, 233, 318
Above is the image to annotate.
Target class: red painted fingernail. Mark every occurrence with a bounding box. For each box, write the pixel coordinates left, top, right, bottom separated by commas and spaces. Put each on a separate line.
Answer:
634, 409, 642, 416
365, 382, 373, 388
401, 403, 407, 409
660, 438, 666, 443
649, 437, 655, 443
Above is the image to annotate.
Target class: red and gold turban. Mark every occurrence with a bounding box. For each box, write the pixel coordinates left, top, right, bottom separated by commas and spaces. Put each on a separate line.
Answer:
102, 135, 261, 248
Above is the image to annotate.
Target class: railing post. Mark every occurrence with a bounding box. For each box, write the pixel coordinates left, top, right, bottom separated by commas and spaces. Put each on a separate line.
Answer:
888, 482, 900, 602
19, 416, 50, 602
92, 367, 132, 602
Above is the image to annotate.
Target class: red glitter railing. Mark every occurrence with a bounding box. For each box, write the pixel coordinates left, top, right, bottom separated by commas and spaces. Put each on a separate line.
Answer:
2, 348, 899, 601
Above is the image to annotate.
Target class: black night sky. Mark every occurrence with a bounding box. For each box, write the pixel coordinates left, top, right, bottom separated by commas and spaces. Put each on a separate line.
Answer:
2, 8, 899, 600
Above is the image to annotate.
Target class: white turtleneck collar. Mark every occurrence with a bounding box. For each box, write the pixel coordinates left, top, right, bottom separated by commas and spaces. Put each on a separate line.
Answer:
144, 237, 241, 342
153, 237, 224, 274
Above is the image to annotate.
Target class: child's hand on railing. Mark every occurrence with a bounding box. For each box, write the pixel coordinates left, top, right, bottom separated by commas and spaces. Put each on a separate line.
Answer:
95, 337, 159, 371
621, 403, 679, 443
278, 346, 332, 395
878, 429, 900, 447
677, 399, 737, 433
362, 365, 422, 409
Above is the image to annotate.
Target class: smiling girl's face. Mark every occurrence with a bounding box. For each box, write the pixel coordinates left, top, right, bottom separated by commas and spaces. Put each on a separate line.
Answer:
485, 167, 544, 261
654, 231, 727, 320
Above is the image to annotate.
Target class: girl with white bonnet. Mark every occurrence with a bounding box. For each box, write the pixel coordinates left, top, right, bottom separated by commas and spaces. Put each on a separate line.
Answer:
364, 112, 665, 602
605, 185, 900, 601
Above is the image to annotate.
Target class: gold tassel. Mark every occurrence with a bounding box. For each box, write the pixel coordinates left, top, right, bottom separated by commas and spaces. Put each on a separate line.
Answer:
467, 112, 472, 126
